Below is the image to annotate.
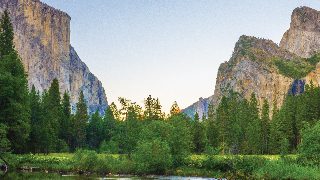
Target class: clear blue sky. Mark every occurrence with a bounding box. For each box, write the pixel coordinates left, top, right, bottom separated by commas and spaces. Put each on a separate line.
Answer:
42, 0, 320, 112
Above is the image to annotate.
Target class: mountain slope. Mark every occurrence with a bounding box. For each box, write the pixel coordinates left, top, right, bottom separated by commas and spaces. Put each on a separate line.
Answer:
0, 0, 108, 114
183, 6, 320, 119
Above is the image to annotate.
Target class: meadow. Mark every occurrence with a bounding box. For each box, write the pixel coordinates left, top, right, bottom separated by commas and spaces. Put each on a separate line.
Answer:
3, 152, 320, 179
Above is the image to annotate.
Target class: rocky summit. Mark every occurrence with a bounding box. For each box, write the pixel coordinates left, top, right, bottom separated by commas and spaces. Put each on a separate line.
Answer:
0, 0, 108, 114
184, 6, 320, 119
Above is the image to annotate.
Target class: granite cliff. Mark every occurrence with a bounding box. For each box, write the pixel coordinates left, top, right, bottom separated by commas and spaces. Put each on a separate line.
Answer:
184, 6, 320, 119
0, 0, 108, 114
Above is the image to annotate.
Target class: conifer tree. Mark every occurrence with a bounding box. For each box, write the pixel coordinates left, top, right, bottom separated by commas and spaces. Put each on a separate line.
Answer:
87, 111, 104, 149
0, 10, 30, 153
61, 92, 72, 147
29, 86, 43, 153
246, 93, 262, 154
0, 10, 14, 57
71, 91, 88, 150
261, 99, 270, 154
193, 112, 207, 153
170, 101, 181, 116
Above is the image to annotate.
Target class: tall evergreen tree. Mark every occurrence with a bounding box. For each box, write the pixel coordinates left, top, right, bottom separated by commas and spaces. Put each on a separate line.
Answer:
246, 93, 262, 154
261, 99, 270, 154
61, 92, 72, 147
71, 91, 88, 150
0, 10, 14, 57
0, 10, 30, 153
29, 86, 43, 153
170, 101, 181, 116
87, 111, 105, 149
193, 112, 207, 153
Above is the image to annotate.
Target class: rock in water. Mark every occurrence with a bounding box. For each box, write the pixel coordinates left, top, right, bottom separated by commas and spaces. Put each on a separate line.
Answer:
0, 0, 108, 114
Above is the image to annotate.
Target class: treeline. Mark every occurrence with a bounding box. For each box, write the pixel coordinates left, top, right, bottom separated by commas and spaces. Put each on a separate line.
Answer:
213, 83, 320, 155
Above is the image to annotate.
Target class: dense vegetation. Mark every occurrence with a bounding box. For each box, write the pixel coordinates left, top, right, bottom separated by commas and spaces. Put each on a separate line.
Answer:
1, 10, 320, 179
273, 55, 320, 79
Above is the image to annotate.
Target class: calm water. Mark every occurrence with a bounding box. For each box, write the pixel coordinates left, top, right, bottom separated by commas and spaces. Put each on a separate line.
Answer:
1, 172, 222, 180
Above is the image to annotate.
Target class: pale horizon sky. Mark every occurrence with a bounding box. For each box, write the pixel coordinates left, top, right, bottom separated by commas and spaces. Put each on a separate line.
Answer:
42, 0, 320, 113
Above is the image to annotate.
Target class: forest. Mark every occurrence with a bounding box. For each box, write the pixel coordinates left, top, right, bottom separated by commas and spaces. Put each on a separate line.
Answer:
1, 9, 320, 179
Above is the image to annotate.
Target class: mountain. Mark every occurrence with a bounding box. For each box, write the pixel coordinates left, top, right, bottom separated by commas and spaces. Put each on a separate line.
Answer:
183, 6, 320, 119
0, 0, 108, 114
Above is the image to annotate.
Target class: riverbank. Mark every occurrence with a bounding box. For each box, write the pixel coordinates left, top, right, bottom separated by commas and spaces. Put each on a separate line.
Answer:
2, 152, 320, 179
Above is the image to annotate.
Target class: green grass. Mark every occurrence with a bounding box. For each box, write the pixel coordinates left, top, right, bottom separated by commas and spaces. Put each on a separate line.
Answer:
2, 153, 319, 179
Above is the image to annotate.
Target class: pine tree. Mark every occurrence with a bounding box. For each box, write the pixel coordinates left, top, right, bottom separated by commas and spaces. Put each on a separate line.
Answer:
0, 10, 14, 57
216, 96, 230, 154
206, 104, 219, 150
61, 92, 72, 147
246, 93, 262, 154
87, 111, 104, 149
29, 86, 43, 153
193, 112, 207, 153
0, 10, 30, 153
261, 99, 270, 154
71, 91, 88, 150
170, 101, 181, 116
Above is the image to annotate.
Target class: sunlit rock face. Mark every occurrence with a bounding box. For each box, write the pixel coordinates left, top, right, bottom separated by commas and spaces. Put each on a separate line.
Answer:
280, 6, 320, 58
184, 6, 320, 118
0, 0, 108, 114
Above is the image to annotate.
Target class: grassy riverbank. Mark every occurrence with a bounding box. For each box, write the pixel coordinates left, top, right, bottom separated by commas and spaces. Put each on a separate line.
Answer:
2, 152, 320, 179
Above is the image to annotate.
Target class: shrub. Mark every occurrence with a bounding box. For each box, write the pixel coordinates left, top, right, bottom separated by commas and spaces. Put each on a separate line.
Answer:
72, 149, 99, 172
132, 139, 173, 174
254, 160, 320, 179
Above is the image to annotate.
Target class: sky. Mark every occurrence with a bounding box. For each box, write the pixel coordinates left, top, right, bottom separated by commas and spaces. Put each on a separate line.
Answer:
42, 0, 320, 113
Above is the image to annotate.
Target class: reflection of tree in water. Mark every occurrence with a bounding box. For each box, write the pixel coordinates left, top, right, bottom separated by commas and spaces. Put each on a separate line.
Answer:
0, 155, 8, 175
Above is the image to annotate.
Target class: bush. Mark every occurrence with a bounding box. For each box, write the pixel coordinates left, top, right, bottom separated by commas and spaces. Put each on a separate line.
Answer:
299, 121, 320, 166
132, 139, 173, 174
72, 149, 99, 172
254, 160, 320, 179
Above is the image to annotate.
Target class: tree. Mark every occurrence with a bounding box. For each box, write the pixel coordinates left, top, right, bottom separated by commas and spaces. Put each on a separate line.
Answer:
193, 112, 207, 153
133, 139, 173, 174
0, 123, 10, 152
0, 10, 14, 57
299, 121, 320, 165
28, 86, 43, 153
168, 114, 193, 166
246, 93, 262, 154
144, 95, 164, 120
261, 99, 270, 154
61, 92, 72, 147
87, 111, 105, 149
71, 91, 88, 150
216, 96, 230, 154
0, 10, 30, 153
206, 104, 219, 152
170, 101, 181, 116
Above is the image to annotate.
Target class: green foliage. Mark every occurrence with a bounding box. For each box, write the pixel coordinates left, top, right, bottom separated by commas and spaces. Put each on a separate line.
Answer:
193, 113, 207, 153
87, 111, 105, 149
273, 56, 320, 79
71, 91, 88, 150
254, 160, 320, 179
0, 123, 10, 152
72, 149, 99, 171
0, 10, 30, 153
299, 121, 320, 166
133, 139, 173, 174
0, 10, 14, 57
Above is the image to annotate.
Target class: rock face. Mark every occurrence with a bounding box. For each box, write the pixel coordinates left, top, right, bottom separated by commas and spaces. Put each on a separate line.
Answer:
184, 6, 320, 119
183, 97, 212, 119
0, 0, 108, 114
280, 6, 320, 58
